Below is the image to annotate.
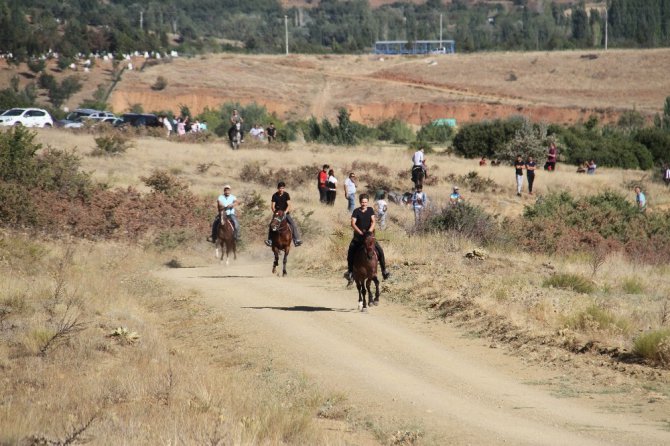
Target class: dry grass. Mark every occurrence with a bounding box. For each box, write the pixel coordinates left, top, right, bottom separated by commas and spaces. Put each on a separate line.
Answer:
0, 232, 359, 444
9, 128, 670, 443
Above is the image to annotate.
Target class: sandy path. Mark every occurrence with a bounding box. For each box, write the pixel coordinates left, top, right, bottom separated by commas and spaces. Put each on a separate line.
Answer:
158, 259, 670, 445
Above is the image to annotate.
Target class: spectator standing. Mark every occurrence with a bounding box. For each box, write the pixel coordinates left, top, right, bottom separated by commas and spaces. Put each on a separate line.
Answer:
266, 123, 277, 142
634, 186, 647, 213
449, 186, 463, 205
545, 142, 557, 171
176, 118, 186, 136
514, 155, 525, 196
663, 163, 670, 186
344, 172, 357, 212
326, 169, 337, 205
526, 155, 537, 195
318, 164, 329, 203
376, 192, 388, 230
411, 186, 427, 227
162, 115, 172, 137
479, 156, 487, 166
200, 120, 208, 132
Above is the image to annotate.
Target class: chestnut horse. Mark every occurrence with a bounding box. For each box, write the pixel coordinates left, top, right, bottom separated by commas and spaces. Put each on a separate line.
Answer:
270, 210, 292, 276
353, 232, 380, 311
215, 211, 236, 265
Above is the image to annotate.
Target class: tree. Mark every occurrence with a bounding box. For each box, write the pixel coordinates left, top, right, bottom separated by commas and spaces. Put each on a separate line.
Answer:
495, 119, 548, 164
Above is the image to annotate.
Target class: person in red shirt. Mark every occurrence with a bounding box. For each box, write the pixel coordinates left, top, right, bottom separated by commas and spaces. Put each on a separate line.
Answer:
318, 164, 329, 203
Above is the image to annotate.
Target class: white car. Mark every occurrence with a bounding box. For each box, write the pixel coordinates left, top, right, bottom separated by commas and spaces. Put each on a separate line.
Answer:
0, 108, 54, 127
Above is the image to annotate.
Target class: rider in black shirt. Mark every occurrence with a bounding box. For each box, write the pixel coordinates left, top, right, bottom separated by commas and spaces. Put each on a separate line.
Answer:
265, 181, 302, 247
344, 193, 390, 285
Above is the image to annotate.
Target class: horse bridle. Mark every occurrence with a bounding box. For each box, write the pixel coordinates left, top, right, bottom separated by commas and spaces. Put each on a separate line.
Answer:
270, 212, 288, 232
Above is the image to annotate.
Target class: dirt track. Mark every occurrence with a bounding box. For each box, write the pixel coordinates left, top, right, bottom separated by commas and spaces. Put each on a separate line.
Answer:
158, 259, 670, 445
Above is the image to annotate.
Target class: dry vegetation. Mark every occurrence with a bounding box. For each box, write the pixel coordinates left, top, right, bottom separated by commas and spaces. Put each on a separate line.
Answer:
3, 127, 670, 442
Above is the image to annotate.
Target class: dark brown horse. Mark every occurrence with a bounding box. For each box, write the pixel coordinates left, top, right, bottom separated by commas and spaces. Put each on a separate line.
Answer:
270, 210, 292, 276
353, 232, 380, 311
215, 211, 236, 265
411, 166, 425, 189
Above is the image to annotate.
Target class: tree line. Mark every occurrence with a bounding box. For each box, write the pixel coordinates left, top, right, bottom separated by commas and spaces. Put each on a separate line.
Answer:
1, 0, 670, 58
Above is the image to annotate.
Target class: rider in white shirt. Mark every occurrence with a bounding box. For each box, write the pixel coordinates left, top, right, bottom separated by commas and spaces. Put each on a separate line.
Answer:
208, 185, 240, 242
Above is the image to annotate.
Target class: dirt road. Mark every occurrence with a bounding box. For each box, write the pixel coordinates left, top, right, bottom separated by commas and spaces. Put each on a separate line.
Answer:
159, 259, 670, 445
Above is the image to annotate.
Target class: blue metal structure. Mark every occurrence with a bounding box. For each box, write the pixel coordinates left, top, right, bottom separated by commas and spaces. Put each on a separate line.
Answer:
373, 40, 455, 55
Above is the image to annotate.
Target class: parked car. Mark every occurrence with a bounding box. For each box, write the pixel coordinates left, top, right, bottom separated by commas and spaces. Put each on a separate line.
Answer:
118, 113, 161, 128
57, 109, 116, 128
0, 108, 54, 128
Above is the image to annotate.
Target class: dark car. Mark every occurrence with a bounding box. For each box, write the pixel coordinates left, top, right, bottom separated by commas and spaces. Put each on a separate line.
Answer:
118, 113, 161, 128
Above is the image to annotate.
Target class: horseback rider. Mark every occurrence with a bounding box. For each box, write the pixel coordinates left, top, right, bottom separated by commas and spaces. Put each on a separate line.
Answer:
411, 147, 427, 184
265, 181, 303, 247
344, 193, 390, 285
228, 109, 244, 144
208, 185, 240, 243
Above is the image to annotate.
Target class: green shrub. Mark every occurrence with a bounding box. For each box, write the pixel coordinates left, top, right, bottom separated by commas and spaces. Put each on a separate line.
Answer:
424, 202, 498, 244
452, 118, 524, 158
377, 119, 415, 144
564, 304, 632, 334
543, 273, 595, 294
91, 134, 131, 157
621, 277, 645, 294
141, 169, 189, 196
633, 329, 670, 365
416, 122, 453, 144
445, 171, 500, 193
152, 229, 194, 251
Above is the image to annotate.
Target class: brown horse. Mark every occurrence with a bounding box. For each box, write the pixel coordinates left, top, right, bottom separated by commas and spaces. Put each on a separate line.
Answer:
411, 166, 425, 189
352, 232, 380, 311
215, 211, 236, 265
270, 210, 292, 276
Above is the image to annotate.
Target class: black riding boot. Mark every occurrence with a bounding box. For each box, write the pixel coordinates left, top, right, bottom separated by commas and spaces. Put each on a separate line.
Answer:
344, 240, 356, 284
375, 242, 390, 280
265, 227, 273, 246
210, 215, 220, 243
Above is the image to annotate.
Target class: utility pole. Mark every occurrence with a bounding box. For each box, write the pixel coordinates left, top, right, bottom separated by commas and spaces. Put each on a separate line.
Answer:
284, 15, 289, 55
439, 13, 443, 49
605, 3, 609, 51
139, 10, 144, 31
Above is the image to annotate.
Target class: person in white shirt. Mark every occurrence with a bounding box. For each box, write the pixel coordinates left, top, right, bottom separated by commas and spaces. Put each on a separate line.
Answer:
343, 172, 357, 212
208, 185, 240, 242
411, 185, 428, 227
375, 192, 388, 230
411, 147, 427, 186
326, 169, 338, 205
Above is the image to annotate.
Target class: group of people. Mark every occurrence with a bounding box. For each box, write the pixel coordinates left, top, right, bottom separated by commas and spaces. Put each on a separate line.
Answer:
227, 109, 278, 145
160, 115, 208, 137
317, 165, 339, 206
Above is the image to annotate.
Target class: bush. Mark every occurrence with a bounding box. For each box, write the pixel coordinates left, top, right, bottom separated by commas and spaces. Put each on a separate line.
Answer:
543, 273, 595, 294
452, 118, 524, 158
92, 134, 131, 157
445, 171, 500, 193
633, 329, 670, 365
141, 169, 189, 196
621, 277, 645, 294
377, 119, 415, 144
151, 76, 168, 91
416, 122, 453, 144
424, 202, 498, 244
564, 304, 631, 334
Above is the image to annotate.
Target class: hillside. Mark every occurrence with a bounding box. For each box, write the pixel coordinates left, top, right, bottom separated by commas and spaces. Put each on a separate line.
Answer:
2, 48, 669, 126
109, 49, 670, 126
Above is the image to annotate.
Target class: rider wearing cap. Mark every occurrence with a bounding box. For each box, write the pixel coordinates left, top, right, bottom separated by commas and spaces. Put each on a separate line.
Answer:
208, 185, 240, 243
265, 181, 303, 247
344, 193, 390, 285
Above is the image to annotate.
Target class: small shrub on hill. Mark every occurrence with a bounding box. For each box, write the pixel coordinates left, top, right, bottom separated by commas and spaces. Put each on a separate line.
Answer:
424, 202, 498, 245
543, 273, 595, 294
621, 277, 645, 294
91, 134, 131, 156
141, 169, 188, 196
151, 76, 168, 91
634, 329, 670, 366
445, 171, 499, 193
564, 304, 632, 334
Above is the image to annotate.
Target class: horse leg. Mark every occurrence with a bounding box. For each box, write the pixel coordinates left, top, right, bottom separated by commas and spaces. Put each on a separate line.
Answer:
272, 248, 278, 274
365, 278, 373, 307
282, 250, 288, 276
357, 281, 364, 311
225, 243, 230, 265
373, 277, 380, 305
